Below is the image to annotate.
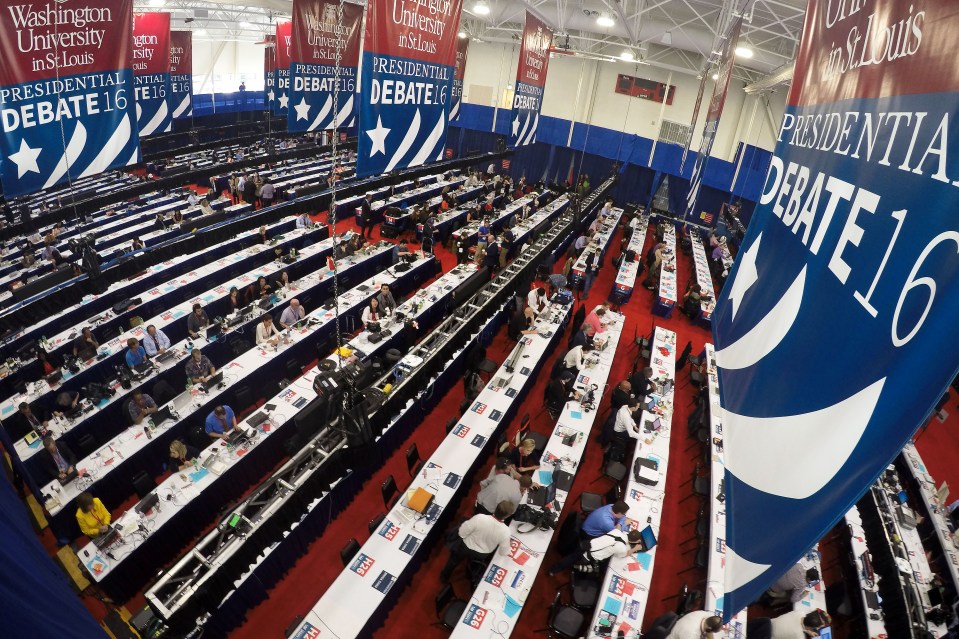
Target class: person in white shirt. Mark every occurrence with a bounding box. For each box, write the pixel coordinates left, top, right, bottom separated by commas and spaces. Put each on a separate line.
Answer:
199, 198, 214, 216
666, 611, 724, 639
475, 458, 525, 516
255, 314, 280, 346
614, 397, 640, 439
548, 528, 643, 575
295, 212, 311, 229
752, 609, 830, 639
361, 298, 382, 325
563, 343, 594, 375
187, 191, 199, 207
142, 325, 171, 356
440, 501, 513, 583
527, 286, 547, 315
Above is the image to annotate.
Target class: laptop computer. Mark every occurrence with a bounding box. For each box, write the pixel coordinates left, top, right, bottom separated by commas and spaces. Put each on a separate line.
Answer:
172, 391, 193, 412
205, 323, 222, 340
202, 452, 228, 475
554, 469, 574, 492
93, 525, 121, 549
134, 361, 153, 376
45, 370, 63, 385
57, 468, 79, 485
636, 525, 657, 552
151, 406, 173, 425
528, 482, 557, 509
155, 349, 176, 364
225, 428, 246, 445
135, 492, 159, 516
202, 371, 224, 391
643, 417, 662, 433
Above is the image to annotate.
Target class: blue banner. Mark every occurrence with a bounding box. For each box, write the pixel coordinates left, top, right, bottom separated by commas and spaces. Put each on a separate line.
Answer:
714, 0, 959, 620
0, 0, 140, 197
133, 12, 172, 137
288, 0, 362, 133
356, 0, 463, 177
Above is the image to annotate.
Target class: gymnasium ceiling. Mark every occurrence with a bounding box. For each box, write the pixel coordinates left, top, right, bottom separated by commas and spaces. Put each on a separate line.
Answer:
135, 0, 806, 86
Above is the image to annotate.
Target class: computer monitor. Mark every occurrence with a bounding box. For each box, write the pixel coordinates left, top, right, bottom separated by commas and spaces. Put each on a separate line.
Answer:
205, 323, 222, 340
639, 525, 657, 552
203, 371, 224, 391
818, 627, 832, 639
897, 490, 908, 504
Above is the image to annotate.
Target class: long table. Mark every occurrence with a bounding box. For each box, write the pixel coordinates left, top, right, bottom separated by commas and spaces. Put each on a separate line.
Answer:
452, 310, 626, 637
703, 343, 747, 636
587, 326, 677, 638
452, 192, 544, 248
76, 253, 440, 599
651, 223, 677, 318
290, 301, 574, 639
690, 230, 718, 326
844, 506, 888, 638
569, 207, 624, 290
610, 215, 650, 306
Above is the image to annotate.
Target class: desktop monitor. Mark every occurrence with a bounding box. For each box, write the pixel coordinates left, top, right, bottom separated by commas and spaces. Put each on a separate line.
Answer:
818, 628, 832, 639
897, 490, 908, 505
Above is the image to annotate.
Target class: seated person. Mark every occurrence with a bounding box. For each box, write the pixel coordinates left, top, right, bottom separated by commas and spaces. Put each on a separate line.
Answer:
37, 349, 62, 377
186, 303, 211, 338
227, 286, 243, 314
609, 397, 641, 444
376, 283, 397, 313
246, 276, 272, 305
295, 212, 311, 229
570, 323, 596, 349
279, 299, 305, 329
257, 225, 269, 244
39, 436, 76, 484
199, 198, 214, 216
185, 348, 216, 384
549, 529, 644, 577
392, 239, 413, 264
665, 611, 723, 639
125, 338, 148, 369
168, 439, 200, 470
275, 270, 291, 290
581, 500, 630, 539
72, 327, 99, 360
682, 283, 703, 317
127, 390, 158, 425
255, 314, 281, 346
766, 563, 819, 605
629, 366, 655, 399
205, 405, 237, 440
362, 298, 383, 326
506, 438, 542, 475
545, 372, 580, 410
561, 343, 594, 378
584, 303, 611, 334
75, 491, 111, 539
143, 325, 171, 357
10, 401, 52, 439
55, 391, 81, 415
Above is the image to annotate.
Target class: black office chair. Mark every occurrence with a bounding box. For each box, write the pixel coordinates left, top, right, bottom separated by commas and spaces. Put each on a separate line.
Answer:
381, 475, 398, 509
579, 492, 603, 514
152, 379, 177, 406
643, 612, 679, 639
435, 584, 468, 629
689, 365, 705, 388
121, 399, 135, 426
569, 572, 600, 611
235, 385, 254, 416
285, 359, 301, 382
544, 592, 585, 638
188, 425, 209, 450
75, 433, 97, 459
406, 443, 423, 476
132, 470, 156, 499
517, 425, 548, 453
368, 513, 386, 535
339, 538, 360, 567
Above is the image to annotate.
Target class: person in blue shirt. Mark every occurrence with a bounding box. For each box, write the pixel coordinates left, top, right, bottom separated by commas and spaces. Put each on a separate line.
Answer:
205, 405, 237, 440
125, 338, 148, 369
581, 500, 630, 539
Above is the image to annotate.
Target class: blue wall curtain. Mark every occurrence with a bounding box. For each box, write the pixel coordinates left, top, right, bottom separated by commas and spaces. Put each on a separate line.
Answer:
0, 474, 107, 637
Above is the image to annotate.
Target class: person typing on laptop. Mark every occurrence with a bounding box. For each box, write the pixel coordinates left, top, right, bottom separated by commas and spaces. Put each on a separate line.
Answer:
185, 348, 216, 385
256, 314, 281, 346
128, 390, 158, 425
187, 304, 211, 339
40, 436, 76, 484
205, 405, 237, 440
125, 338, 148, 369
143, 325, 170, 357
765, 563, 820, 605
76, 491, 111, 539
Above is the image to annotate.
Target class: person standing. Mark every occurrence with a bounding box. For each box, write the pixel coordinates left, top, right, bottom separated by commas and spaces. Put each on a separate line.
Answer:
259, 179, 275, 208
359, 194, 374, 239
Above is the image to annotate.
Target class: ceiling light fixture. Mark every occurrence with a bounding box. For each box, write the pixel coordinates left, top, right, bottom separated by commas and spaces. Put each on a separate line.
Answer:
473, 1, 490, 16
620, 50, 634, 62
458, 31, 467, 39
661, 31, 672, 46
597, 13, 615, 27
238, 20, 251, 28
712, 73, 719, 80
735, 46, 754, 58
194, 28, 207, 36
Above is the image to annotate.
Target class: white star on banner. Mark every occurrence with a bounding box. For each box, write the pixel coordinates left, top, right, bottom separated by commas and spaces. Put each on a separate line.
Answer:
278, 93, 289, 109
294, 97, 311, 121
512, 116, 520, 136
8, 139, 41, 179
728, 232, 762, 321
268, 90, 275, 102
366, 116, 390, 157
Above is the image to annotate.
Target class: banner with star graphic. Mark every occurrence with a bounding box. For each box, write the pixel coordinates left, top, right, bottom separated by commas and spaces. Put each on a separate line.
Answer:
0, 0, 140, 198
508, 12, 552, 147
684, 15, 741, 222
273, 21, 293, 116
170, 31, 192, 119
133, 12, 172, 137
356, 0, 463, 177
288, 0, 363, 133
450, 36, 469, 122
714, 0, 959, 622
264, 33, 277, 111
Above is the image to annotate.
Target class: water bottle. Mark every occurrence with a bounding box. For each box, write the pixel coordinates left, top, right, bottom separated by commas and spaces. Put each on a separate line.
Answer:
192, 457, 199, 472
41, 336, 48, 350
186, 378, 193, 391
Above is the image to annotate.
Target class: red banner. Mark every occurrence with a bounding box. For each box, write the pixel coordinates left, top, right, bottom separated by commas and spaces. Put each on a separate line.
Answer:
451, 36, 470, 121
706, 17, 742, 123
274, 21, 293, 114
276, 21, 293, 70
291, 0, 362, 66
516, 12, 552, 89
132, 12, 171, 75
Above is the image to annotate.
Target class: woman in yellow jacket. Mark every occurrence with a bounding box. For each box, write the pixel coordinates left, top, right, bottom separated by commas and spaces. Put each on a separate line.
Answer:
76, 491, 111, 538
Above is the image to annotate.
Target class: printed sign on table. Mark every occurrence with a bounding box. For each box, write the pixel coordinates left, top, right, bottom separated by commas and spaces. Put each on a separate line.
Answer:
714, 0, 959, 620
0, 0, 140, 197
